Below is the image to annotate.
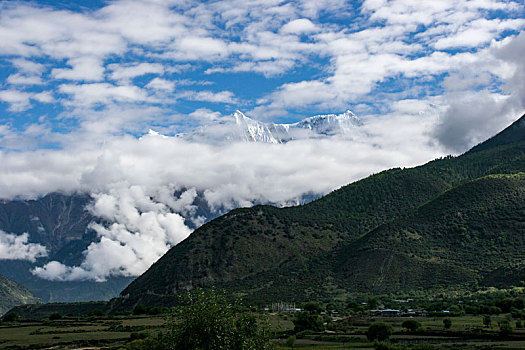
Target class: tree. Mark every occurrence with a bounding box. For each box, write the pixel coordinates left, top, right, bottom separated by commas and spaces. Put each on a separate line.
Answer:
366, 323, 392, 341
161, 288, 273, 350
401, 319, 420, 331
499, 320, 513, 337
443, 318, 452, 329
286, 335, 296, 349
49, 312, 62, 320
133, 304, 148, 315
2, 312, 18, 322
367, 297, 379, 309
302, 302, 322, 314
293, 311, 324, 332
483, 315, 491, 327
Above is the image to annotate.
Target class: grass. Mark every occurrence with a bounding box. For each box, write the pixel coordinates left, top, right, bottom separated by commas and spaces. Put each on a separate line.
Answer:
1, 313, 525, 349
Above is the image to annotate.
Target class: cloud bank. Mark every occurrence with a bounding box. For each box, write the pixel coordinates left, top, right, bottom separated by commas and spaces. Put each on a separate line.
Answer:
0, 231, 47, 262
12, 108, 447, 281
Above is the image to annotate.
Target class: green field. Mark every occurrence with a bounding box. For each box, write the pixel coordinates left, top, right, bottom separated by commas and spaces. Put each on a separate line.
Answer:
1, 313, 525, 349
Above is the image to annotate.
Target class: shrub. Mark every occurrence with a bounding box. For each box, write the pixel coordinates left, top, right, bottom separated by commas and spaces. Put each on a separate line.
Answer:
402, 319, 421, 331
293, 311, 324, 332
89, 309, 104, 317
2, 312, 19, 322
500, 320, 513, 336
366, 323, 392, 341
161, 288, 273, 350
49, 312, 62, 320
133, 305, 148, 315
286, 335, 296, 348
443, 318, 452, 329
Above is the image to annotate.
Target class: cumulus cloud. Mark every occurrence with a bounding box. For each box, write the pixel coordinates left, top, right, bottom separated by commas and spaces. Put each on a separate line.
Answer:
281, 18, 318, 34
52, 57, 105, 81
7, 73, 43, 85
145, 77, 175, 91
177, 90, 238, 104
58, 83, 151, 107
0, 231, 47, 262
108, 62, 164, 83
433, 33, 525, 151
33, 185, 192, 281
0, 90, 33, 111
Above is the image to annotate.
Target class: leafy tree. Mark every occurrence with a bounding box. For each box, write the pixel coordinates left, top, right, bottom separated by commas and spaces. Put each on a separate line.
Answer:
303, 302, 322, 314
293, 311, 324, 332
133, 304, 148, 315
366, 323, 392, 341
89, 309, 104, 317
483, 315, 491, 327
286, 335, 296, 348
49, 312, 62, 320
2, 312, 18, 322
402, 319, 420, 331
367, 297, 379, 309
499, 320, 513, 337
443, 318, 452, 329
160, 288, 273, 350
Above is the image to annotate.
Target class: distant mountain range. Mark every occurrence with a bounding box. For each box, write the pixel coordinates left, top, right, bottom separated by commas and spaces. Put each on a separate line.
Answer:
0, 110, 359, 304
0, 273, 38, 314
119, 113, 525, 306
182, 110, 362, 144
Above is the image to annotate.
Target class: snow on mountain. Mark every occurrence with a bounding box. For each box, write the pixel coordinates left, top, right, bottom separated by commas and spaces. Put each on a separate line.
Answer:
182, 110, 362, 144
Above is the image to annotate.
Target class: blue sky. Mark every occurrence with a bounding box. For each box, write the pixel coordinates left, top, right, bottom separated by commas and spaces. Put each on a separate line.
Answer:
0, 0, 524, 281
0, 0, 523, 151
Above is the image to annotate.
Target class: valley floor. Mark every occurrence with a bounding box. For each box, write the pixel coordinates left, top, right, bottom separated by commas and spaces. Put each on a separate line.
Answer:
1, 313, 525, 349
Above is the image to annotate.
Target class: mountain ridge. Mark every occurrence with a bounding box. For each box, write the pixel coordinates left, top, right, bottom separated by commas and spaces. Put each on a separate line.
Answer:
119, 113, 525, 305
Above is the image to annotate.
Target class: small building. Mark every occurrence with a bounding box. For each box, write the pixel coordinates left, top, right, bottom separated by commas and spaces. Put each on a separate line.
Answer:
370, 309, 401, 317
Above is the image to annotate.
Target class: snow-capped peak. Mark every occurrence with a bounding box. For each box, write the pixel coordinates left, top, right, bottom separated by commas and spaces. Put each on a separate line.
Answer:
181, 110, 362, 144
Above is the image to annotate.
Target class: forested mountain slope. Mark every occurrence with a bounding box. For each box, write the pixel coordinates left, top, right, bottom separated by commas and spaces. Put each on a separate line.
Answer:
121, 114, 525, 304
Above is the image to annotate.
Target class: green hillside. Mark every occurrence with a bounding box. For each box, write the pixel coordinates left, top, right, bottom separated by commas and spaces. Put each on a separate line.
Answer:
0, 274, 39, 314
336, 173, 525, 293
120, 114, 525, 305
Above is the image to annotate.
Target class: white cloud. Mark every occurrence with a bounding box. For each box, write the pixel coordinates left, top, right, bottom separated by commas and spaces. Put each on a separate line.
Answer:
145, 77, 175, 91
59, 83, 151, 107
108, 62, 164, 83
434, 18, 525, 49
0, 90, 33, 111
433, 91, 518, 151
11, 58, 45, 74
177, 90, 237, 104
188, 108, 222, 123
52, 57, 105, 81
33, 91, 55, 103
7, 73, 43, 85
0, 231, 47, 262
281, 18, 318, 34
171, 36, 229, 61
33, 185, 192, 281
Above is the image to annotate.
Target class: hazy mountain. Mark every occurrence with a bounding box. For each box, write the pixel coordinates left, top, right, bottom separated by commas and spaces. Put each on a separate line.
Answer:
0, 193, 136, 302
120, 113, 525, 305
0, 273, 39, 314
